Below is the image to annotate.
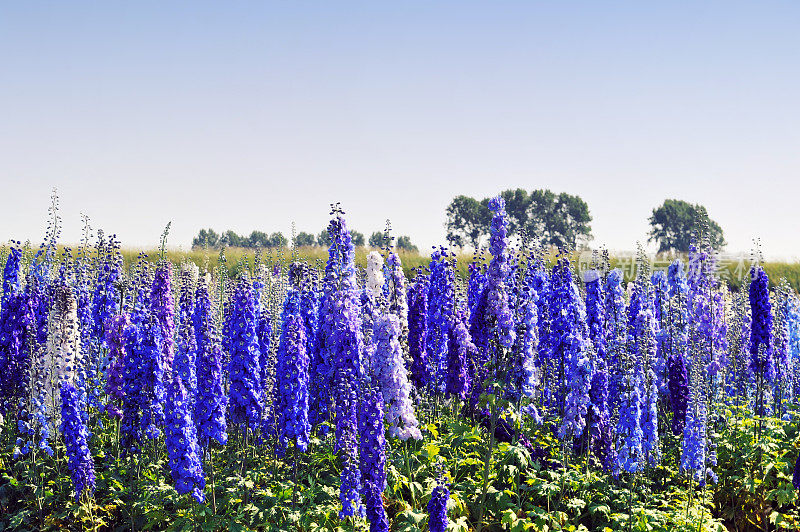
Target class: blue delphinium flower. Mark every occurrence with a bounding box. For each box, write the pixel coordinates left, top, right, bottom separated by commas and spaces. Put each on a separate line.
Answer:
193, 276, 228, 447
485, 196, 516, 349
634, 280, 661, 466
616, 371, 643, 474
151, 262, 176, 377
227, 276, 262, 430
603, 269, 626, 411
359, 386, 389, 532
445, 305, 473, 401
165, 376, 205, 503
372, 313, 422, 440
174, 266, 198, 401
680, 364, 715, 486
407, 275, 431, 389
588, 359, 616, 473
122, 282, 166, 447
427, 248, 455, 393
584, 270, 605, 359
427, 475, 450, 532
0, 245, 30, 413
749, 267, 775, 417
384, 252, 409, 334
60, 381, 96, 499
275, 287, 311, 451
549, 259, 592, 441
666, 260, 690, 435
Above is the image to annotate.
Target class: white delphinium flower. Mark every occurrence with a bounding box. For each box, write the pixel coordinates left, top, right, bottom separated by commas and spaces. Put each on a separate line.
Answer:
366, 251, 385, 300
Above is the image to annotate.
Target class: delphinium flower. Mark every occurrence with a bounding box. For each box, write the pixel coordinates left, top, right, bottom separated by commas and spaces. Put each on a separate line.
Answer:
327, 213, 366, 519
275, 287, 310, 451
510, 274, 538, 402
773, 281, 795, 410
90, 234, 121, 352
651, 270, 669, 395
427, 473, 450, 532
254, 268, 275, 431
366, 251, 385, 301
785, 295, 800, 400
174, 263, 198, 401
0, 245, 30, 413
37, 283, 82, 451
615, 369, 643, 473
151, 262, 176, 378
371, 313, 422, 440
384, 252, 409, 337
358, 385, 389, 532
484, 196, 516, 349
749, 266, 774, 414
584, 270, 605, 359
445, 305, 473, 401
104, 313, 130, 419
427, 248, 455, 393
121, 282, 166, 449
227, 275, 262, 430
467, 259, 487, 318
634, 280, 660, 466
165, 376, 205, 503
603, 269, 626, 412
193, 275, 228, 447
681, 362, 713, 485
60, 381, 96, 499
666, 260, 690, 435
407, 275, 431, 389
588, 359, 616, 473
549, 259, 592, 441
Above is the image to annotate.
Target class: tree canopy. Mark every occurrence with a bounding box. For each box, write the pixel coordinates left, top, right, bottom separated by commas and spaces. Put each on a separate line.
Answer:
648, 199, 725, 253
445, 188, 592, 249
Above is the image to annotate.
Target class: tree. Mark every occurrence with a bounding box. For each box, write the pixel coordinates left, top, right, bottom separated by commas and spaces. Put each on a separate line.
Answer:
396, 236, 418, 252
351, 231, 365, 247
317, 229, 331, 247
444, 189, 592, 249
247, 230, 269, 248
266, 232, 288, 248
445, 195, 491, 248
220, 230, 244, 247
648, 199, 725, 253
369, 231, 385, 248
295, 232, 316, 247
192, 228, 219, 248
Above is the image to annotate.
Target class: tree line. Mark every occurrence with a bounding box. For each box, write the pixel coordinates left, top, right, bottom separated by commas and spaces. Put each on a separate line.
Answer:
192, 228, 418, 251
446, 189, 725, 253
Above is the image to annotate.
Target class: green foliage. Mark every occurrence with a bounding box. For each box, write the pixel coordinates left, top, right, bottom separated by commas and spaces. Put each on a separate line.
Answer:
445, 189, 593, 249
648, 199, 726, 253
2, 402, 798, 530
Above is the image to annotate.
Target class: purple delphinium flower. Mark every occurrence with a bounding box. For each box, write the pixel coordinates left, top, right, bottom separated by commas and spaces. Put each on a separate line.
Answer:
445, 305, 473, 401
588, 359, 615, 473
584, 270, 606, 359
749, 267, 774, 384
60, 381, 96, 499
666, 260, 690, 435
174, 265, 198, 402
427, 477, 450, 532
104, 313, 130, 419
326, 214, 366, 519
384, 252, 409, 334
407, 275, 431, 389
485, 196, 516, 349
275, 288, 311, 451
193, 276, 228, 447
371, 313, 421, 440
0, 245, 30, 413
151, 262, 176, 378
165, 376, 205, 503
359, 386, 389, 532
227, 276, 262, 430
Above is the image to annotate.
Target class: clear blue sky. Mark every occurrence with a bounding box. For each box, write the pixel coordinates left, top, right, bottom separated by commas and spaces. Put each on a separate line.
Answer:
1, 2, 798, 259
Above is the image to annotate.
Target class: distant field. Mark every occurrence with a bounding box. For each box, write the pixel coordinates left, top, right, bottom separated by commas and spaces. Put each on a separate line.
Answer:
122, 246, 800, 292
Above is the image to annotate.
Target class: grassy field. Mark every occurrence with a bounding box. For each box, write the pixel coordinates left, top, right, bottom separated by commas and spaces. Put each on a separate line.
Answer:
121, 246, 800, 292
